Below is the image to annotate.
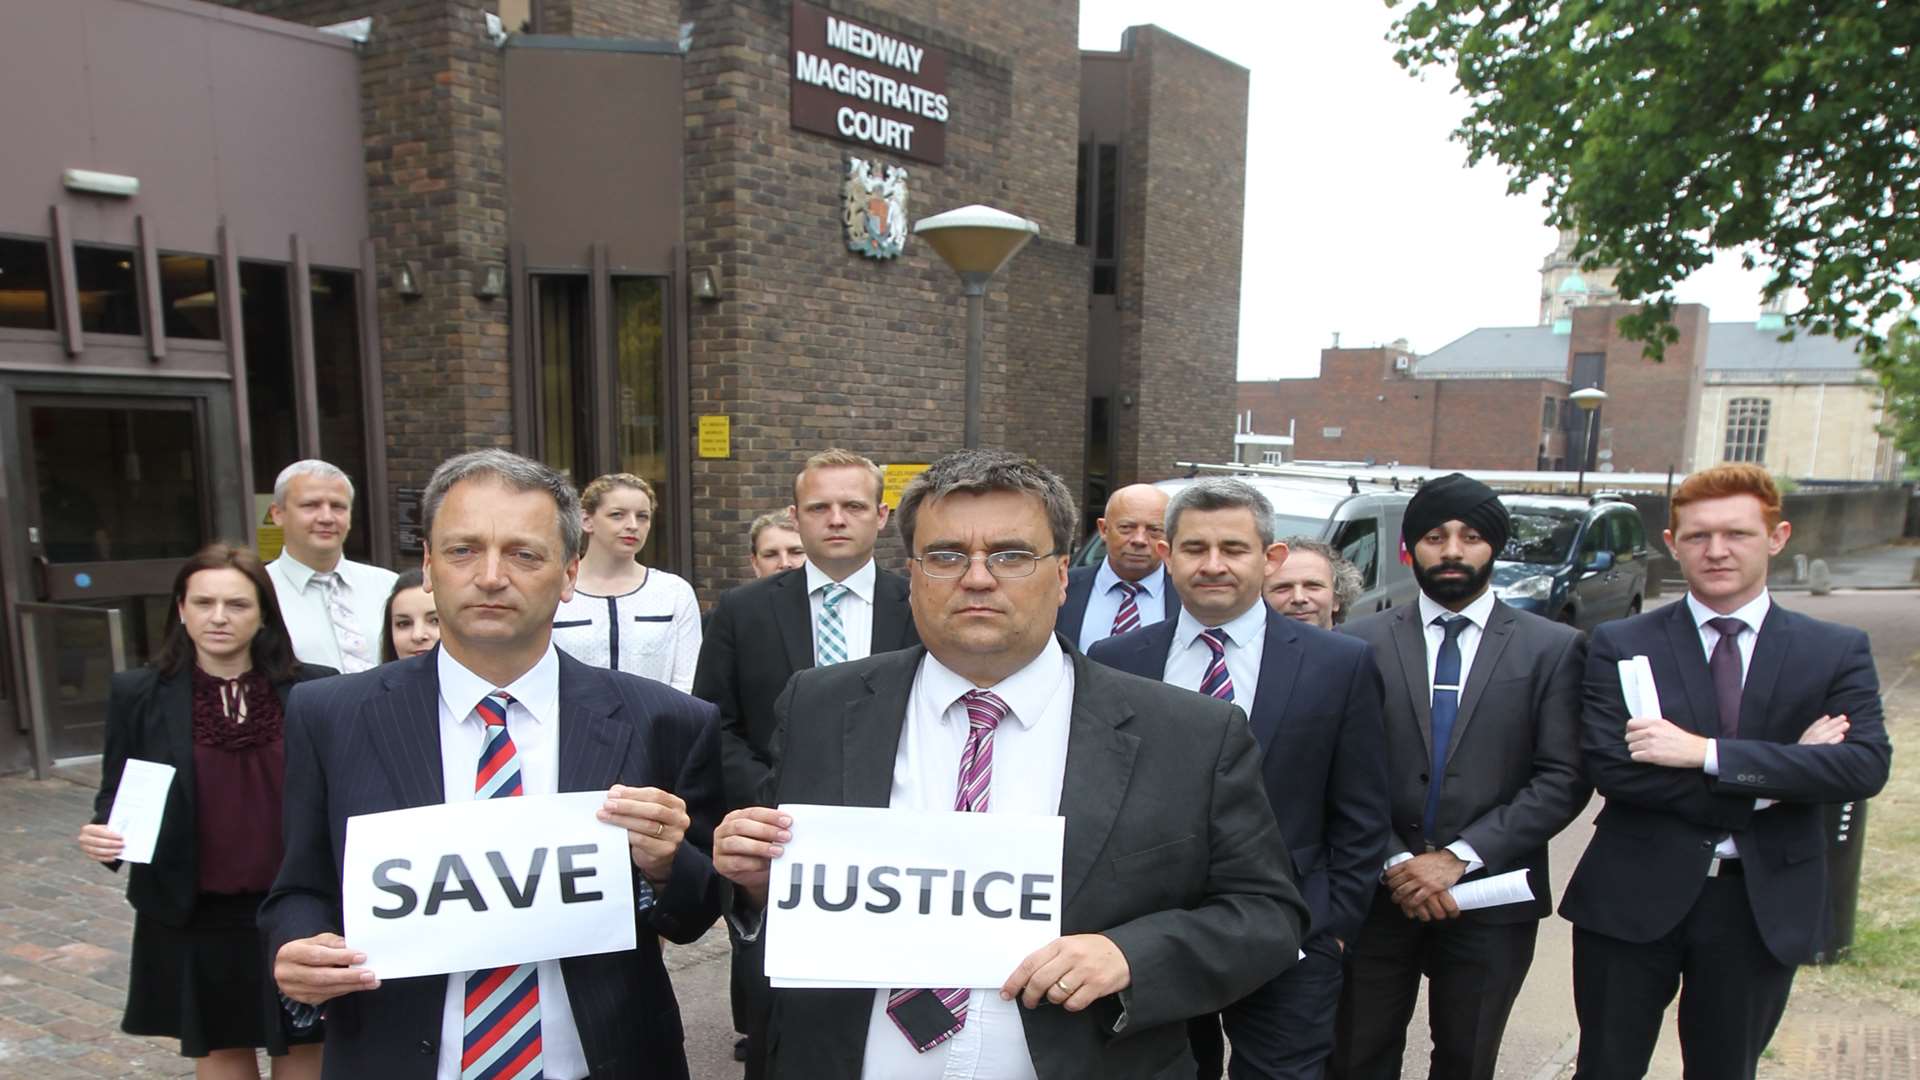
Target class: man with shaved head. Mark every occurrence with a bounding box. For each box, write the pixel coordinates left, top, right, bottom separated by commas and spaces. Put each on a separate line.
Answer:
1058, 483, 1178, 653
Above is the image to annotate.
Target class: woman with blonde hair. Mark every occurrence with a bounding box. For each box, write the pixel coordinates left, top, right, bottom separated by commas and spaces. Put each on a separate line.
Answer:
552, 472, 701, 691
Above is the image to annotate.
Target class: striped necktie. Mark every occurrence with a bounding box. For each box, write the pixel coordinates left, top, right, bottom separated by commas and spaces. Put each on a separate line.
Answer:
1109, 580, 1145, 636
816, 583, 850, 666
1199, 628, 1235, 702
463, 692, 543, 1080
887, 690, 1008, 1051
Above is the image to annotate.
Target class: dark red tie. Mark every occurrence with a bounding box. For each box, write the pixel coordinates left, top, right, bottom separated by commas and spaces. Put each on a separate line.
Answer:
1707, 617, 1746, 739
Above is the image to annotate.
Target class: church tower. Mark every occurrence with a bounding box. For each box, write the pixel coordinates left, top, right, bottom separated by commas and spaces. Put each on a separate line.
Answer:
1540, 225, 1621, 324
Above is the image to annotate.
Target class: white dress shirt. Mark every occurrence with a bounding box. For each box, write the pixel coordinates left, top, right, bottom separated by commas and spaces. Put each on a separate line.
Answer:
434, 645, 589, 1080
1385, 589, 1501, 874
266, 552, 398, 670
1688, 589, 1774, 860
1076, 562, 1171, 653
1161, 599, 1269, 718
858, 636, 1076, 1080
806, 559, 878, 664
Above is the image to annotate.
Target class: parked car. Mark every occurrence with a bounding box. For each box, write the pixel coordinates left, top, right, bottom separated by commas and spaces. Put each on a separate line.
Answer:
1072, 471, 1419, 618
1492, 494, 1651, 629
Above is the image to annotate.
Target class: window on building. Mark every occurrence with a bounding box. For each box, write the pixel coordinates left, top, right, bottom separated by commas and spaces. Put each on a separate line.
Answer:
532, 274, 594, 488
1723, 397, 1770, 464
1541, 396, 1557, 430
158, 254, 221, 340
612, 277, 671, 569
1090, 142, 1119, 295
1261, 450, 1284, 465
1074, 142, 1089, 247
311, 268, 371, 563
73, 244, 141, 336
0, 236, 56, 330
240, 261, 297, 503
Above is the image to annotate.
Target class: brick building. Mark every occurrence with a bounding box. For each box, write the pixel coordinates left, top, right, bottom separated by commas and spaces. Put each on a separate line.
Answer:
0, 0, 1248, 772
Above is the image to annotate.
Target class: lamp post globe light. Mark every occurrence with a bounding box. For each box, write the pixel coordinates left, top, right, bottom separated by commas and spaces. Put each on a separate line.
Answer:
912, 204, 1040, 448
1569, 386, 1608, 496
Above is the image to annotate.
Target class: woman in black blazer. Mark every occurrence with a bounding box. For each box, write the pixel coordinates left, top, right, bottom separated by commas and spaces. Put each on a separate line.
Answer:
77, 542, 334, 1080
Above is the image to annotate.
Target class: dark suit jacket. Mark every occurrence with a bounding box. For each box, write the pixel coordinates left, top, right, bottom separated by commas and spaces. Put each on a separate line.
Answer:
1089, 607, 1390, 945
1343, 599, 1591, 922
1058, 563, 1179, 651
757, 639, 1307, 1080
693, 565, 917, 809
258, 649, 725, 1080
1560, 599, 1891, 966
91, 662, 336, 927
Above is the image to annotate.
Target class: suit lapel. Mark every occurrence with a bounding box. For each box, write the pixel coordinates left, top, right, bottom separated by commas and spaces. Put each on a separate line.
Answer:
161, 673, 197, 821
841, 649, 918, 808
1448, 601, 1515, 763
1248, 611, 1300, 757
1737, 604, 1792, 739
773, 570, 816, 675
366, 661, 446, 809
1059, 647, 1139, 910
555, 654, 632, 793
1388, 607, 1434, 757
871, 571, 912, 651
1662, 601, 1722, 736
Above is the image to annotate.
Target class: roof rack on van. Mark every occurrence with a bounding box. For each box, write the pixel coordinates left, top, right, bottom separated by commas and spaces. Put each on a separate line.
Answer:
1588, 491, 1631, 505
1173, 461, 1420, 491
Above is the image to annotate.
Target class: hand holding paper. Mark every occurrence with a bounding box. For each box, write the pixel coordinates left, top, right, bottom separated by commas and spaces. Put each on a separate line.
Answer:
1617, 656, 1662, 719
102, 758, 175, 864
1448, 869, 1533, 912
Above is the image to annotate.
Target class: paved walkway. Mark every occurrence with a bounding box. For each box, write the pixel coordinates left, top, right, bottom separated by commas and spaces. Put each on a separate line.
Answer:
1769, 541, 1920, 590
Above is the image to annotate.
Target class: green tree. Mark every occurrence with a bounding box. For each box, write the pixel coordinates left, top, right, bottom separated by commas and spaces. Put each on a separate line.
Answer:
1866, 317, 1920, 463
1387, 1, 1920, 355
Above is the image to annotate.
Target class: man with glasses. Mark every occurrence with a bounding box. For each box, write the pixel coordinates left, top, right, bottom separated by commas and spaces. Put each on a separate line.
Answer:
1058, 484, 1177, 653
712, 449, 1304, 1079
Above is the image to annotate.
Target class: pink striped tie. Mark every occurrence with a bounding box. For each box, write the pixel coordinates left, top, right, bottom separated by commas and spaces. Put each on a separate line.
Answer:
1110, 581, 1145, 636
886, 690, 1008, 1051
1199, 628, 1235, 703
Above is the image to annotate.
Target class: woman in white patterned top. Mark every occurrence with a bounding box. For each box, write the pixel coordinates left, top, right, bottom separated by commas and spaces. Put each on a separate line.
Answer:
551, 473, 701, 692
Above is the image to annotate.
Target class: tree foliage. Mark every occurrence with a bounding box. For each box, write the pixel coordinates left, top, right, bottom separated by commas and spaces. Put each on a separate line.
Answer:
1866, 317, 1920, 464
1388, 1, 1920, 356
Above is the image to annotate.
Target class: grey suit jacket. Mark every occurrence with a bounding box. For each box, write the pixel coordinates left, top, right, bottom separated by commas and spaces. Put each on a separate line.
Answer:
1342, 598, 1591, 922
756, 637, 1307, 1079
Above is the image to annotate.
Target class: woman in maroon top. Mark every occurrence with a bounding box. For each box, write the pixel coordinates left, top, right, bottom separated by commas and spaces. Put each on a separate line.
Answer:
77, 543, 334, 1080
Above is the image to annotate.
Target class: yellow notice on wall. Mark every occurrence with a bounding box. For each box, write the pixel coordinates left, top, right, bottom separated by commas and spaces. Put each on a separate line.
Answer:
698, 415, 731, 459
881, 464, 930, 509
255, 494, 285, 562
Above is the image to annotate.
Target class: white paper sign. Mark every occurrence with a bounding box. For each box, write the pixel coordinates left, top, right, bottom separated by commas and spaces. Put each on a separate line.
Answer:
106, 758, 175, 864
765, 804, 1065, 990
1618, 655, 1663, 719
342, 791, 636, 980
1450, 868, 1533, 911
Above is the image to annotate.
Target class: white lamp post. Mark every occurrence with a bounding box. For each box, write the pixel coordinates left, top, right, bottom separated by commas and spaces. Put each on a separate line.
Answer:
912, 204, 1039, 448
1570, 386, 1609, 495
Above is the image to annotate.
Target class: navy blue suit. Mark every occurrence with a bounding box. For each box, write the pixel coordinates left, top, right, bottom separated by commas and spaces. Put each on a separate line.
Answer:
259, 649, 725, 1080
1091, 607, 1390, 1080
1561, 599, 1890, 1079
1059, 563, 1180, 652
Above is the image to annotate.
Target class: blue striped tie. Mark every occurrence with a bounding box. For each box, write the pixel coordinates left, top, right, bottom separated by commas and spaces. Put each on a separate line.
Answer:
816, 583, 850, 666
464, 692, 543, 1080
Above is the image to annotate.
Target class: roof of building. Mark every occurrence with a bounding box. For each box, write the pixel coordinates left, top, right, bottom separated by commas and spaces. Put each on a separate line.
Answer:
1415, 325, 1566, 378
1704, 321, 1869, 375
1557, 273, 1589, 295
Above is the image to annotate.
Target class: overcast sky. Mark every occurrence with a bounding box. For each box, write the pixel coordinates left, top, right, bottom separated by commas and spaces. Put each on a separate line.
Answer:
1077, 3, 1773, 381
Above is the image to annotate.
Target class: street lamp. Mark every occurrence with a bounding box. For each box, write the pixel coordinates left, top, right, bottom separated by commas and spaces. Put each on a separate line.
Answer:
913, 204, 1040, 448
1570, 386, 1608, 495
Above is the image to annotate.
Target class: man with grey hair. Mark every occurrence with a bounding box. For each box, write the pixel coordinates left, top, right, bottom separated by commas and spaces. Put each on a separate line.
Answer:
713, 449, 1304, 1079
263, 448, 724, 1079
1091, 477, 1389, 1080
1267, 536, 1366, 629
265, 459, 397, 673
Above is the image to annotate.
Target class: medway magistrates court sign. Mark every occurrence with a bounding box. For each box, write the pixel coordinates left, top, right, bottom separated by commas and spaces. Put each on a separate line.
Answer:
791, 2, 950, 165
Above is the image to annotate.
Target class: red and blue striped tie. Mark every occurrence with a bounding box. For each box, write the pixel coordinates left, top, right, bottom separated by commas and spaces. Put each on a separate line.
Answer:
887, 690, 1007, 1051
1199, 628, 1235, 703
463, 692, 543, 1080
1110, 581, 1145, 636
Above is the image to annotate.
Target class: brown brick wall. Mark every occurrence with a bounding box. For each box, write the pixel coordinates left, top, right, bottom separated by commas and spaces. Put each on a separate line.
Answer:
1571, 303, 1706, 474
1430, 378, 1566, 469
1239, 348, 1436, 465
542, 0, 681, 40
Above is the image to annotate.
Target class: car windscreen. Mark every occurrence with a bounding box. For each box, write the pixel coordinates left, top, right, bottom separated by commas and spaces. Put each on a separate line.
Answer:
1502, 510, 1582, 565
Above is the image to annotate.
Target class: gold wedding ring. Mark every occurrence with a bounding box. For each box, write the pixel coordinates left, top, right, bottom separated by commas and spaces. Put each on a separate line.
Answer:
1055, 979, 1076, 993
652, 821, 665, 838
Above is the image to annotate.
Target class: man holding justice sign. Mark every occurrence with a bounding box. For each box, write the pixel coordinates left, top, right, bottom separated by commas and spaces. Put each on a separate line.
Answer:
714, 450, 1307, 1079
262, 450, 724, 1080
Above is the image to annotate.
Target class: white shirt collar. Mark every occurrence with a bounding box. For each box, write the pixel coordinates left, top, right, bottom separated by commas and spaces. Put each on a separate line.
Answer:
1686, 589, 1771, 633
917, 634, 1068, 732
1173, 596, 1270, 653
273, 551, 339, 591
437, 643, 561, 729
805, 558, 877, 604
1418, 587, 1497, 631
1094, 559, 1165, 599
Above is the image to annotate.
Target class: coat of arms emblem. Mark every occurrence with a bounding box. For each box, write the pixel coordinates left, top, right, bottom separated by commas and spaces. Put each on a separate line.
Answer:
844, 157, 909, 260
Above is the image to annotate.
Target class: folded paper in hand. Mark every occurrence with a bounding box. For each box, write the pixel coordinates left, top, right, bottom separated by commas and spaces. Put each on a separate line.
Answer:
1618, 655, 1663, 719
1449, 868, 1533, 911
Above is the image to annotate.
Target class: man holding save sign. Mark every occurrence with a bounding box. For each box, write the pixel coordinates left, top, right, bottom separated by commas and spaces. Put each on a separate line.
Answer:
262, 449, 724, 1080
713, 449, 1306, 1079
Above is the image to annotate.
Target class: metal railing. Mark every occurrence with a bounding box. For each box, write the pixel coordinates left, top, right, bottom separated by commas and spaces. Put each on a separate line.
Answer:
16, 602, 126, 780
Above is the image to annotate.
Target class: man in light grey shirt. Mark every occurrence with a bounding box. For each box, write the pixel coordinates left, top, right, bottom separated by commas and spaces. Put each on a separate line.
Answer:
264, 460, 396, 673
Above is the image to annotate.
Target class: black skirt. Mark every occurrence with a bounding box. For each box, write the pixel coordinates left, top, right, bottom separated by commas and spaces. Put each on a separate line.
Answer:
121, 891, 323, 1058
